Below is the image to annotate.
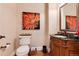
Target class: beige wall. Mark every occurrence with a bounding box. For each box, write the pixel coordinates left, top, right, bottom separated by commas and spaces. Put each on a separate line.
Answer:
0, 3, 60, 55
49, 3, 59, 34
16, 3, 45, 48
46, 4, 59, 51
44, 4, 49, 50
0, 4, 17, 55
16, 3, 59, 50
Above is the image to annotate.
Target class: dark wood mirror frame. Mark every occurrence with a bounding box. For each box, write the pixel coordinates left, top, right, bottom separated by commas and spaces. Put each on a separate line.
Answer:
59, 3, 67, 31
59, 3, 79, 32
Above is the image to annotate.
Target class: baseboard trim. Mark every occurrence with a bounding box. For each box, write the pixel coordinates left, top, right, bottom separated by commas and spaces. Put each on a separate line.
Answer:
31, 46, 50, 52
31, 47, 42, 51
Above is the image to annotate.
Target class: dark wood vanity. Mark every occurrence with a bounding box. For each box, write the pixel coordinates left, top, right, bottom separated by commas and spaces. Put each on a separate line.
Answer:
50, 3, 79, 56
50, 35, 79, 56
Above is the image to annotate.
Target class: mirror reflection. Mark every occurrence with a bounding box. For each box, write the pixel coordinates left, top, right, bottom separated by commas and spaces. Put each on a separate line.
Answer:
60, 3, 77, 31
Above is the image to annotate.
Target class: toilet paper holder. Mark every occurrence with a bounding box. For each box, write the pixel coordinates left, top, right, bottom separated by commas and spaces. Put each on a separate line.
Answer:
0, 43, 10, 49
0, 35, 5, 39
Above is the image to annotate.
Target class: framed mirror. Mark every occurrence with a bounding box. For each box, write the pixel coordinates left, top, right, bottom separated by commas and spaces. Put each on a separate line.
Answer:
59, 3, 78, 32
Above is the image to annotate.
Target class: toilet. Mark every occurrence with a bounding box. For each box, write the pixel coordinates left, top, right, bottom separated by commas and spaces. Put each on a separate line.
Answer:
16, 34, 31, 56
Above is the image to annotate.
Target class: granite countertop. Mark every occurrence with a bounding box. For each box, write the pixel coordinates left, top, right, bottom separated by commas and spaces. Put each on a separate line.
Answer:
50, 34, 79, 41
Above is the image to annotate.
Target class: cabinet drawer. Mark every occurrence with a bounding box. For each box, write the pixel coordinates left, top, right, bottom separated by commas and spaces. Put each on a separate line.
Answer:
67, 40, 79, 49
53, 39, 65, 46
69, 50, 79, 56
67, 40, 79, 45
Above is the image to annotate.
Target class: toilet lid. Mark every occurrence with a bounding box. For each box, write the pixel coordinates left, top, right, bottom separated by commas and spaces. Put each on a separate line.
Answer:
17, 46, 29, 53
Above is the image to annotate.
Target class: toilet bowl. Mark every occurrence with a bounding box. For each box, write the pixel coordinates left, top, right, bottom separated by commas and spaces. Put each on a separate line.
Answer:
16, 46, 29, 56
16, 34, 31, 56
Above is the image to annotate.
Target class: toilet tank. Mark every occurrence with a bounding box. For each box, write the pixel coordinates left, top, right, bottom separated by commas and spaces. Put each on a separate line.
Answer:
19, 35, 31, 45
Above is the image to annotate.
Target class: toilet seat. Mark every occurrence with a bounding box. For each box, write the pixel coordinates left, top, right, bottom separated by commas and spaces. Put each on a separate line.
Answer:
16, 46, 29, 56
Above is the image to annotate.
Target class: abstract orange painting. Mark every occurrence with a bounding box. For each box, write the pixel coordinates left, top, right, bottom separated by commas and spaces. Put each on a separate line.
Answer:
66, 16, 77, 31
22, 12, 40, 30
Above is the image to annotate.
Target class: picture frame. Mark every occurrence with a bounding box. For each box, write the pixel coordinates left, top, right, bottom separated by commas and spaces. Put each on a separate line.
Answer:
22, 12, 40, 30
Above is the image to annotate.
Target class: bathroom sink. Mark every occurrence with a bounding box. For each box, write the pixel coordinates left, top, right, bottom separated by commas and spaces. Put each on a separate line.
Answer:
53, 35, 67, 39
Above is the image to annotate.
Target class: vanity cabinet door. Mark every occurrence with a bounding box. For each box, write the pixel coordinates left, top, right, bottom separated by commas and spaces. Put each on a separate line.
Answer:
59, 40, 69, 56
50, 36, 79, 56
50, 38, 60, 56
50, 39, 54, 55
53, 45, 60, 56
67, 40, 79, 56
60, 46, 69, 56
68, 50, 79, 56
